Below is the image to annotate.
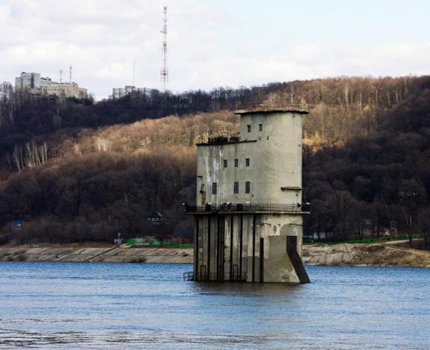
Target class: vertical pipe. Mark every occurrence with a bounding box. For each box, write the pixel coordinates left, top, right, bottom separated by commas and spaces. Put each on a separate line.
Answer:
230, 215, 234, 280
216, 215, 220, 280
207, 215, 211, 280
252, 214, 256, 283
260, 237, 264, 283
239, 214, 243, 280
195, 216, 199, 280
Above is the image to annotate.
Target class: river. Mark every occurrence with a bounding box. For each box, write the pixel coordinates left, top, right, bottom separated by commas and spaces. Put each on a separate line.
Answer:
0, 262, 429, 349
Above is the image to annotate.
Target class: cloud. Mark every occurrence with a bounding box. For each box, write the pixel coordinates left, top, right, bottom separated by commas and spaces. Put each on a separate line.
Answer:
0, 0, 428, 99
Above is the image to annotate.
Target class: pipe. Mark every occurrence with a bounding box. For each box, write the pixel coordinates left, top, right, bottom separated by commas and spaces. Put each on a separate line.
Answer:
230, 215, 234, 280
252, 214, 256, 283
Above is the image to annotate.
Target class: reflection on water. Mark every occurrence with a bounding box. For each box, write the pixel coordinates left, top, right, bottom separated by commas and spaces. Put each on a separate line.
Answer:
0, 262, 429, 349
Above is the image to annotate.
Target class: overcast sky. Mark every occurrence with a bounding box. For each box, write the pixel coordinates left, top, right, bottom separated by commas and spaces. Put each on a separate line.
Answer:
0, 0, 429, 99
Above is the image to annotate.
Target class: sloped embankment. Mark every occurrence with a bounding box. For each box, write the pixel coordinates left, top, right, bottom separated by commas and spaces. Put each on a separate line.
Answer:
0, 245, 193, 264
303, 241, 430, 267
1, 241, 429, 267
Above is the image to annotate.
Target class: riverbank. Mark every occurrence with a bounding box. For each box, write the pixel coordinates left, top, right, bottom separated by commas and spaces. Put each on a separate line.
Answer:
0, 244, 193, 264
1, 240, 430, 267
303, 240, 430, 267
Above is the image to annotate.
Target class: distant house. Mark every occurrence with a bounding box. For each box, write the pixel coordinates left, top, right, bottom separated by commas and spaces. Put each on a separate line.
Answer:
146, 212, 163, 223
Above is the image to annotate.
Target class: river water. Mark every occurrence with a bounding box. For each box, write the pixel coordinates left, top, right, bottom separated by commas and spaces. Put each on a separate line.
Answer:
0, 262, 429, 349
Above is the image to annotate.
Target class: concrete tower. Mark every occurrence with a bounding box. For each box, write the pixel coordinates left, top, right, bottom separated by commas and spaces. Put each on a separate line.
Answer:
186, 105, 310, 283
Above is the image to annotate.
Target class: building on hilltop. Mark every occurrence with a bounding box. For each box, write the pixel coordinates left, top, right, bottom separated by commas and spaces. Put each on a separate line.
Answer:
41, 82, 87, 100
112, 85, 158, 99
15, 72, 52, 90
15, 72, 88, 99
0, 82, 13, 99
185, 104, 311, 283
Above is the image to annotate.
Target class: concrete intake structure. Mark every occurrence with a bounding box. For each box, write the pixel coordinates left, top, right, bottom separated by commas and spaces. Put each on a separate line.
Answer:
186, 105, 311, 283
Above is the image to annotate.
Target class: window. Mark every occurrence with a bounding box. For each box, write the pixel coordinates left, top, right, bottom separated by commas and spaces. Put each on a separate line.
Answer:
234, 182, 239, 194
223, 159, 228, 168
259, 123, 263, 131
245, 181, 251, 194
212, 182, 217, 195
247, 125, 251, 132
246, 158, 250, 167
234, 159, 239, 167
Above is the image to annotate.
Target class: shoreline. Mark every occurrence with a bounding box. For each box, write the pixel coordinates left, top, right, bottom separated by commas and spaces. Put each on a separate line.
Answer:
302, 240, 430, 268
0, 245, 193, 264
1, 240, 430, 267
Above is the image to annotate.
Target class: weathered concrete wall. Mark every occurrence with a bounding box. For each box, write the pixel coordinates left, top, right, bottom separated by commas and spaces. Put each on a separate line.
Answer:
197, 112, 304, 206
259, 214, 303, 283
195, 213, 304, 283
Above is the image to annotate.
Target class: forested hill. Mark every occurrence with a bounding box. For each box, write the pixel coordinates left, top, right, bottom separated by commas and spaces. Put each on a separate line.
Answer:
305, 85, 430, 247
1, 75, 430, 245
1, 75, 427, 163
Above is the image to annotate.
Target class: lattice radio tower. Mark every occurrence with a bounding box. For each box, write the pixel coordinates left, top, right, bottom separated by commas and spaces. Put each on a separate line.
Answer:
160, 6, 169, 91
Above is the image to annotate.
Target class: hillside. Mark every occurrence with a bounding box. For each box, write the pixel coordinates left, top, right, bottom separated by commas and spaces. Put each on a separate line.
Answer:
304, 84, 430, 247
1, 76, 430, 246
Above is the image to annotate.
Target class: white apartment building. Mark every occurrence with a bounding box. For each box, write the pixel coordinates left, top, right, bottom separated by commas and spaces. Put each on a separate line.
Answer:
15, 72, 88, 99
15, 72, 53, 90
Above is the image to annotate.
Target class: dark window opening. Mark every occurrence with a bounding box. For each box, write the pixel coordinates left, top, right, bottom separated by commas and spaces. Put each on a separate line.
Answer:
246, 158, 250, 167
234, 182, 239, 194
245, 181, 251, 194
247, 125, 251, 132
223, 159, 228, 168
234, 159, 239, 167
212, 182, 217, 195
259, 124, 263, 131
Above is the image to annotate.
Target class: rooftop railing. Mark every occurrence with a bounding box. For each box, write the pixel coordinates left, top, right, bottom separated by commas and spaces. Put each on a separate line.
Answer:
234, 102, 309, 114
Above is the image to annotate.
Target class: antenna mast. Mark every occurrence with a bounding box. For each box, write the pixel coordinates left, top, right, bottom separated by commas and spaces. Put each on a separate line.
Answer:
69, 66, 72, 83
132, 56, 136, 86
160, 6, 168, 92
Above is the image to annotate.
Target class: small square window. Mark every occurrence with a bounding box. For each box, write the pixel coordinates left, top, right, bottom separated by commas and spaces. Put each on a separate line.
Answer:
212, 182, 217, 195
259, 124, 263, 131
245, 181, 251, 194
234, 182, 239, 194
246, 158, 250, 167
234, 159, 238, 167
247, 125, 251, 132
223, 159, 228, 168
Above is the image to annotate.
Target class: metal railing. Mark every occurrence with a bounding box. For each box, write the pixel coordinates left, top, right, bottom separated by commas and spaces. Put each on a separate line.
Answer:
183, 271, 247, 282
183, 271, 194, 281
197, 134, 242, 146
185, 203, 310, 214
234, 102, 309, 114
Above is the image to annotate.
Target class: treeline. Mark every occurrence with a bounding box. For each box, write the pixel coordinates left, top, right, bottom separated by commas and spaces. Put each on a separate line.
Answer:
1, 75, 430, 246
0, 112, 236, 243
304, 84, 430, 248
0, 149, 196, 244
1, 76, 427, 172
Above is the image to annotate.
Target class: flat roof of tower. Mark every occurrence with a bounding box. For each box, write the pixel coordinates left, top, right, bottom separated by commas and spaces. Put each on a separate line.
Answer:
234, 104, 309, 115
